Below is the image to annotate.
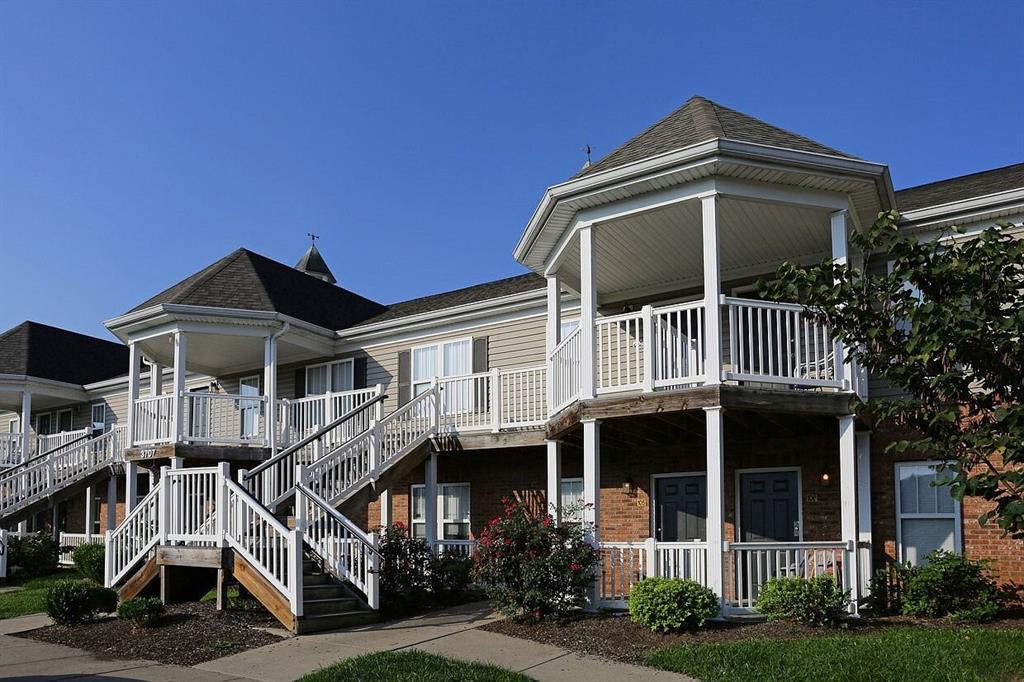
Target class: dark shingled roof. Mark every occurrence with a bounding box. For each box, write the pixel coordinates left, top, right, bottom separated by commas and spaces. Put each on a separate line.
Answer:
895, 162, 1024, 212
356, 273, 546, 326
578, 95, 857, 178
294, 243, 337, 284
128, 248, 387, 330
0, 321, 129, 385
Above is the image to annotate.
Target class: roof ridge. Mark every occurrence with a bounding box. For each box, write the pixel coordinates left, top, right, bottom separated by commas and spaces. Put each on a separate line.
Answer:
896, 161, 1024, 194
692, 96, 725, 139
384, 272, 542, 307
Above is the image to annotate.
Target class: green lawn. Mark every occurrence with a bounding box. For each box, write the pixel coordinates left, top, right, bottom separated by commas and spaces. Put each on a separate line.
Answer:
0, 570, 83, 619
298, 650, 532, 682
646, 627, 1024, 682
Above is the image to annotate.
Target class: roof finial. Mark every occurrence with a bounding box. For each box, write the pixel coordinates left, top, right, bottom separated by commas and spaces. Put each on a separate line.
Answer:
307, 232, 319, 244
581, 144, 592, 168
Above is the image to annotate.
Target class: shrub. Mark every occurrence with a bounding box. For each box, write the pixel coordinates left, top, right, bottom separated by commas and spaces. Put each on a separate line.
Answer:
628, 577, 720, 632
756, 575, 850, 626
866, 562, 909, 616
473, 498, 598, 622
902, 550, 999, 621
9, 534, 60, 578
45, 580, 116, 625
117, 596, 165, 628
72, 543, 105, 584
430, 553, 474, 599
377, 523, 434, 617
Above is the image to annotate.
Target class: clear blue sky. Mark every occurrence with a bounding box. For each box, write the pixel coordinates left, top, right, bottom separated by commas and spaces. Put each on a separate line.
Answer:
2, 1, 1022, 339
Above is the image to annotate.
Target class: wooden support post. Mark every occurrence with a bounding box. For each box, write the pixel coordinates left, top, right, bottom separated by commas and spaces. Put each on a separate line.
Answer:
264, 334, 278, 452
215, 567, 227, 611
582, 419, 600, 609
641, 304, 655, 393
126, 342, 140, 448
19, 391, 31, 463
702, 195, 722, 385
831, 210, 852, 389
838, 414, 860, 614
84, 485, 94, 542
545, 440, 562, 524
160, 565, 169, 604
856, 430, 873, 598
704, 406, 725, 611
579, 226, 597, 400
546, 274, 561, 416
172, 331, 187, 443
490, 367, 501, 433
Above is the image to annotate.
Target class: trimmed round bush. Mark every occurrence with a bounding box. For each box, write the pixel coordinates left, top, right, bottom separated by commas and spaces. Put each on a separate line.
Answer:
117, 596, 165, 628
46, 580, 118, 625
902, 550, 999, 622
756, 574, 849, 627
72, 543, 105, 584
628, 577, 720, 632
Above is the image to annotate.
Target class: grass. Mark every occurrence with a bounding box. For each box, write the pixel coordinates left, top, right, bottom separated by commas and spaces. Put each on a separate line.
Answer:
0, 570, 83, 620
646, 627, 1024, 682
298, 650, 532, 682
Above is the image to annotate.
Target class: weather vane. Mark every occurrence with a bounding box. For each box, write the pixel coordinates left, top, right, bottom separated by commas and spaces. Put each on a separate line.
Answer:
307, 232, 319, 244
582, 144, 592, 164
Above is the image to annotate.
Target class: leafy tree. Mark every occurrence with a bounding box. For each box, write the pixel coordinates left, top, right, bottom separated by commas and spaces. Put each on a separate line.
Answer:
760, 210, 1023, 538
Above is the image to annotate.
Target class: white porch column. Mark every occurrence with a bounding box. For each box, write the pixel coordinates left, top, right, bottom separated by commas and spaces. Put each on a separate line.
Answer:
125, 464, 139, 513
831, 210, 852, 388
582, 419, 600, 608
545, 274, 561, 415
172, 332, 187, 443
424, 451, 438, 550
84, 485, 94, 541
704, 406, 725, 610
838, 414, 860, 614
264, 334, 278, 452
702, 195, 722, 384
106, 475, 117, 530
19, 391, 31, 462
126, 342, 140, 447
149, 361, 163, 397
545, 440, 562, 524
855, 430, 873, 597
379, 488, 392, 527
579, 225, 597, 400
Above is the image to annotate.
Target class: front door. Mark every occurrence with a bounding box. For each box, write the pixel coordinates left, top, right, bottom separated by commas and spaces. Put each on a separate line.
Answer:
655, 475, 706, 541
739, 470, 800, 542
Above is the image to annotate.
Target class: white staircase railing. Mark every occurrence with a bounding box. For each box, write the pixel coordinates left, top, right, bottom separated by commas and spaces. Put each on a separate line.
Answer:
296, 483, 380, 609
105, 483, 161, 586
0, 434, 23, 468
38, 428, 92, 456
548, 325, 583, 414
301, 386, 440, 507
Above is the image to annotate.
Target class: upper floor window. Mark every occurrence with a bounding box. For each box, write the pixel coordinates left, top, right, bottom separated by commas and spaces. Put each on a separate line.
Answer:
560, 319, 579, 339
35, 413, 52, 436
90, 403, 108, 432
306, 359, 354, 395
412, 338, 471, 397
57, 409, 73, 433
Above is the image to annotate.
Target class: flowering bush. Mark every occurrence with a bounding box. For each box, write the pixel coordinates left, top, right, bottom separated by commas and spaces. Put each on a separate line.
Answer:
473, 498, 597, 622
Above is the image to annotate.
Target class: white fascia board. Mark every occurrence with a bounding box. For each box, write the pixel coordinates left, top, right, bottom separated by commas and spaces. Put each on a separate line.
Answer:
900, 188, 1024, 224
0, 375, 91, 402
106, 304, 335, 343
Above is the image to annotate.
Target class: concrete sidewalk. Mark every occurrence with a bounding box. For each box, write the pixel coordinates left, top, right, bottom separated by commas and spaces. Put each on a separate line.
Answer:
0, 604, 694, 681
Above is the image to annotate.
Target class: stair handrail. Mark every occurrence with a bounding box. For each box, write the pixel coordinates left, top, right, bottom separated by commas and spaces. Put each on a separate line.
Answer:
244, 392, 388, 482
105, 483, 161, 587
0, 430, 96, 478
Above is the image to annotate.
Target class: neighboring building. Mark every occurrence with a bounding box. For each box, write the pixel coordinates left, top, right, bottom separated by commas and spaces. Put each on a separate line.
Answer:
1, 96, 1021, 631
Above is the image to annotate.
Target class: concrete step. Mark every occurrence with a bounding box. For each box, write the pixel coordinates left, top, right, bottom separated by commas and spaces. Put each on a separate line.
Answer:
297, 610, 380, 634
302, 596, 363, 616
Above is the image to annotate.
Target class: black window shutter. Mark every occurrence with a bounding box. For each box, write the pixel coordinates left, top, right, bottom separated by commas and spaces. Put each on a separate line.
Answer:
397, 350, 411, 406
353, 357, 368, 390
293, 368, 306, 399
472, 337, 489, 373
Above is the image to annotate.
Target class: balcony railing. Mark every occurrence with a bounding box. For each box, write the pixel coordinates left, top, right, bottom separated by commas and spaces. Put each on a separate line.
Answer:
0, 434, 23, 468
436, 365, 548, 433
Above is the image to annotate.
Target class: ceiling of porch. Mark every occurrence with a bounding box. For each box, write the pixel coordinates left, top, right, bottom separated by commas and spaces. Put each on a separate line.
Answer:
556, 195, 835, 305
133, 331, 328, 377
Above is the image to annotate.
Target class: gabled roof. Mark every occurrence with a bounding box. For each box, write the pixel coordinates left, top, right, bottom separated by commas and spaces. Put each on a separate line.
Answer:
294, 243, 337, 284
127, 248, 387, 331
578, 95, 858, 178
895, 162, 1024, 212
355, 273, 545, 326
0, 321, 129, 386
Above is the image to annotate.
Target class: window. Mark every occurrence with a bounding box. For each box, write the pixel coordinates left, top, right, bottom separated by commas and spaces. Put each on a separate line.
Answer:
90, 403, 108, 432
306, 359, 354, 395
57, 409, 73, 433
560, 319, 579, 340
35, 413, 52, 436
8, 420, 17, 433
410, 483, 471, 540
411, 338, 472, 397
896, 461, 961, 565
559, 478, 584, 522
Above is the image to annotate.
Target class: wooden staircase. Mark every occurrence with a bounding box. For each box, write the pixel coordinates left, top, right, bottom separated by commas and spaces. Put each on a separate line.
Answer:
298, 555, 377, 633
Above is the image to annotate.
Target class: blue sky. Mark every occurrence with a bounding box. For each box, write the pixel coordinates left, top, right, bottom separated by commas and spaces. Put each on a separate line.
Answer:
1, 1, 1022, 339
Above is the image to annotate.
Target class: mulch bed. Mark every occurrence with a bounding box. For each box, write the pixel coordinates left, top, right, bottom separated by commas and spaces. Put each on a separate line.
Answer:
481, 611, 1024, 665
15, 601, 284, 666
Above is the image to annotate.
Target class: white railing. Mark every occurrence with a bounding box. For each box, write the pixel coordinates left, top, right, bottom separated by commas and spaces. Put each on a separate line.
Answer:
435, 539, 476, 557
38, 428, 92, 456
0, 434, 23, 468
0, 428, 125, 521
548, 325, 583, 414
498, 366, 546, 428
724, 297, 842, 389
105, 484, 161, 586
595, 311, 645, 394
598, 539, 708, 608
164, 468, 220, 545
133, 394, 175, 446
297, 484, 379, 609
438, 373, 492, 432
278, 386, 382, 450
59, 532, 95, 566
726, 540, 850, 609
302, 386, 439, 507
651, 302, 707, 388
182, 392, 269, 446
224, 475, 303, 615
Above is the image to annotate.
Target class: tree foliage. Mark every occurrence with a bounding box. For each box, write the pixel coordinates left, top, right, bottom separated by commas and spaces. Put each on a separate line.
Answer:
760, 210, 1024, 537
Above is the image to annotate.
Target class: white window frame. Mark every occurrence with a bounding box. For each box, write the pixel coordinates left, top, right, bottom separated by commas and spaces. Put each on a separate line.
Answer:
894, 460, 962, 565
410, 482, 472, 540
305, 358, 355, 395
90, 403, 108, 432
238, 375, 262, 438
410, 337, 473, 397
559, 477, 584, 523
56, 408, 74, 433
559, 318, 579, 340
